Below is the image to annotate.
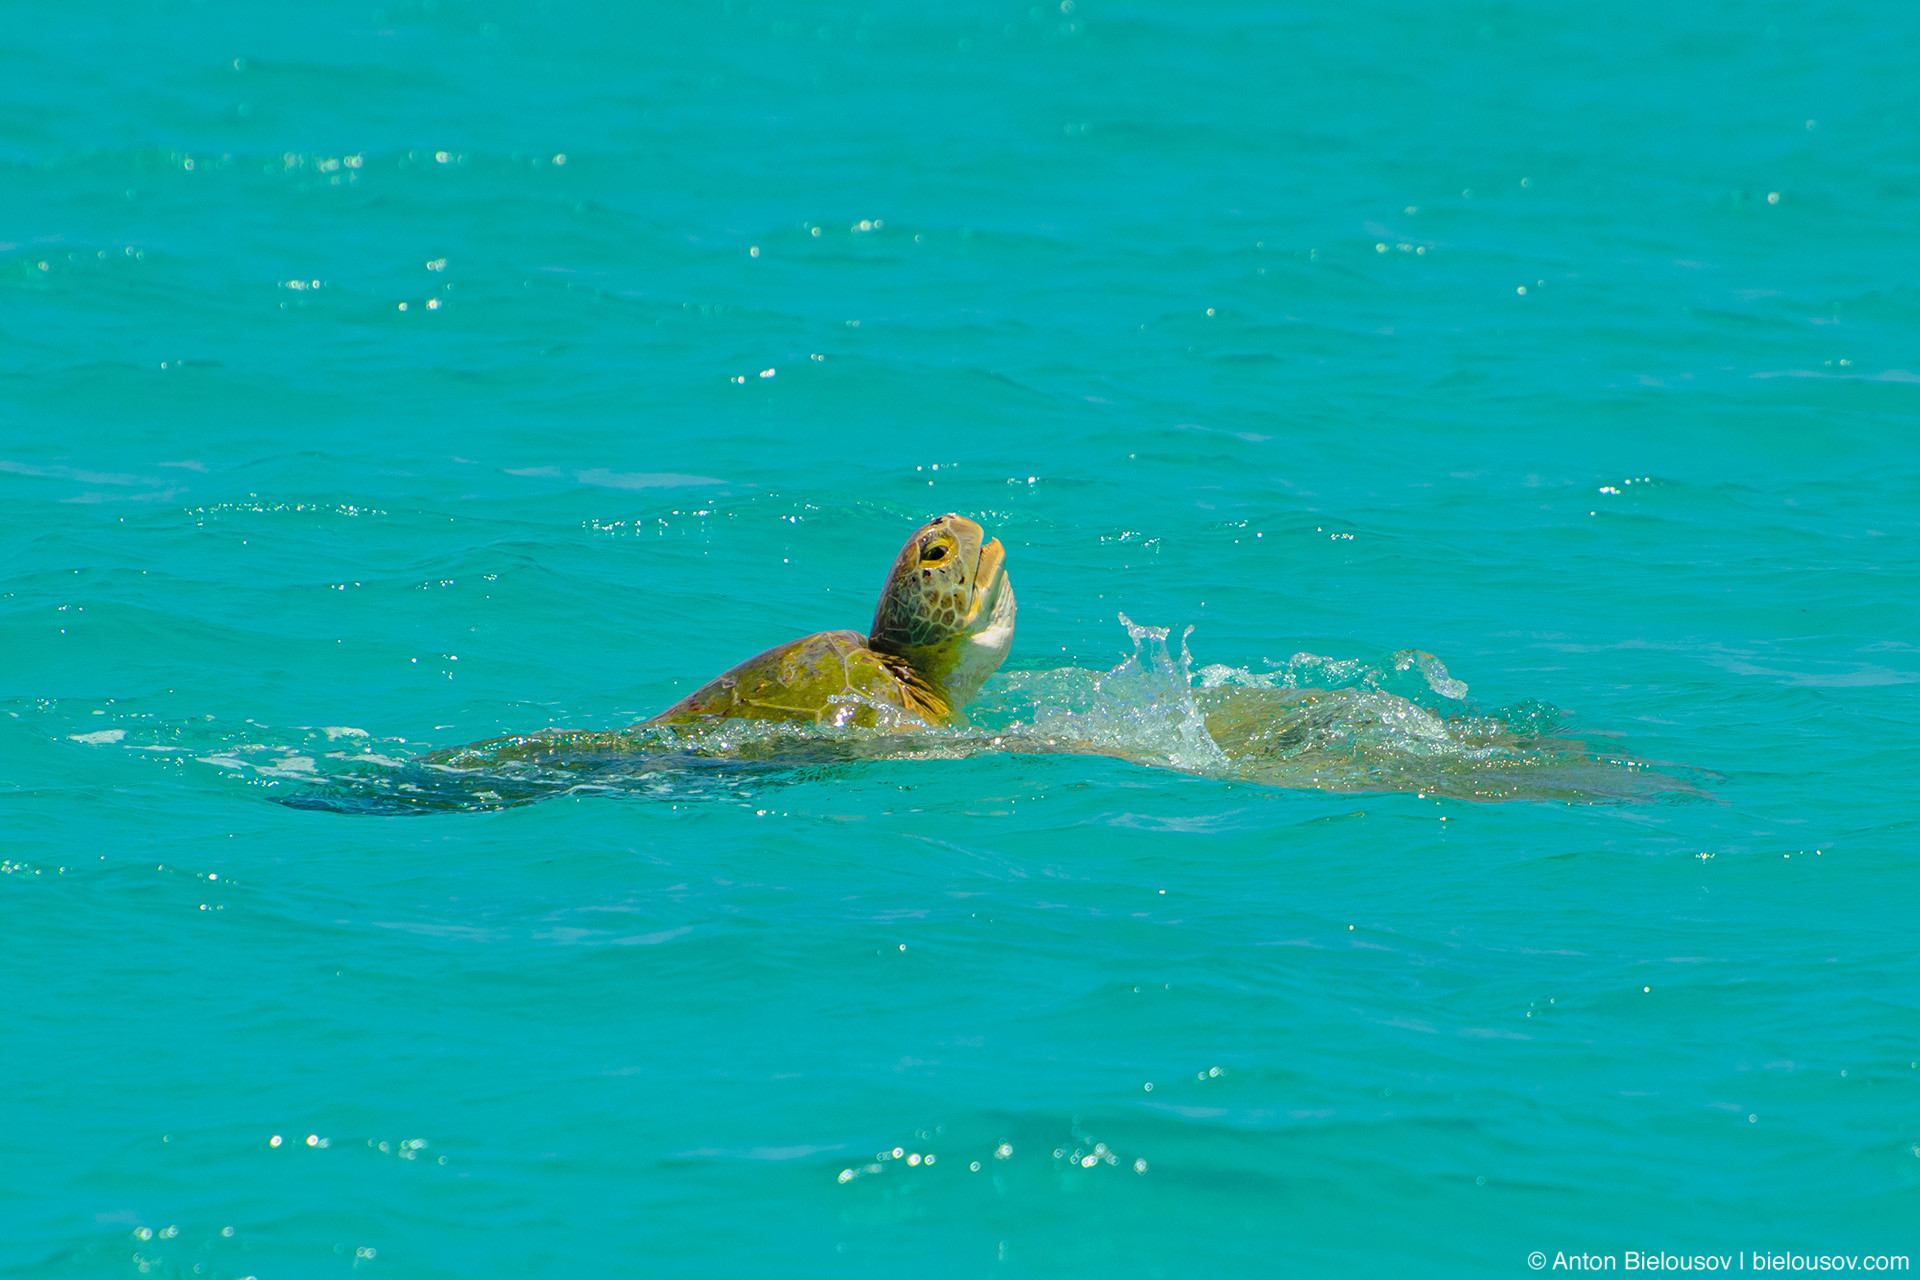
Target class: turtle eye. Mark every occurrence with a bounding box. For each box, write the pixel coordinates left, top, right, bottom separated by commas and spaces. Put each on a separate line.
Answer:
922, 545, 948, 562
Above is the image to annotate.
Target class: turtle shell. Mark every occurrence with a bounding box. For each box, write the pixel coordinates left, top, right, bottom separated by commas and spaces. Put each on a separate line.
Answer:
643, 630, 927, 729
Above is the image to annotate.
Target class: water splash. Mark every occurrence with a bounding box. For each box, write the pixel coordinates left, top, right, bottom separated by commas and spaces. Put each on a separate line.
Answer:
1194, 646, 1469, 702
975, 613, 1227, 773
968, 620, 1692, 803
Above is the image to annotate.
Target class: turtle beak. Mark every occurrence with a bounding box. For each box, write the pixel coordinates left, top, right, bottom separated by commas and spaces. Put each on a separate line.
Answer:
973, 536, 1004, 593
969, 536, 1006, 621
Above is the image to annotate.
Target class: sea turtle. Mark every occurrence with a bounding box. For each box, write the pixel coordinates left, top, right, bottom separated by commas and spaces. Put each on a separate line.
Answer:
641, 512, 1015, 730
420, 514, 1015, 771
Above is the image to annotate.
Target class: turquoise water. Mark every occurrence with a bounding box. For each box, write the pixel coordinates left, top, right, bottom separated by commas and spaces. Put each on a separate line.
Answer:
6, 0, 1919, 1273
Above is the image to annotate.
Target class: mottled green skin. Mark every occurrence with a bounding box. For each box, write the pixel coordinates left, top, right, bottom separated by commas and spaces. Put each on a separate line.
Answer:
642, 629, 936, 729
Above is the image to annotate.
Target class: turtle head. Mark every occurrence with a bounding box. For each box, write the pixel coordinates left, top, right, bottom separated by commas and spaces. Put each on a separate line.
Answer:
868, 513, 1016, 718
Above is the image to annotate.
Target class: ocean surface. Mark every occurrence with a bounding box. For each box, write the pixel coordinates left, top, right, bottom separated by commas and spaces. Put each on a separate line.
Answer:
5, 0, 1918, 1273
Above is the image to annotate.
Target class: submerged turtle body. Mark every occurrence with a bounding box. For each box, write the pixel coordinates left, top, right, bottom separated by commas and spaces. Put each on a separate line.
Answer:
642, 514, 1015, 731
